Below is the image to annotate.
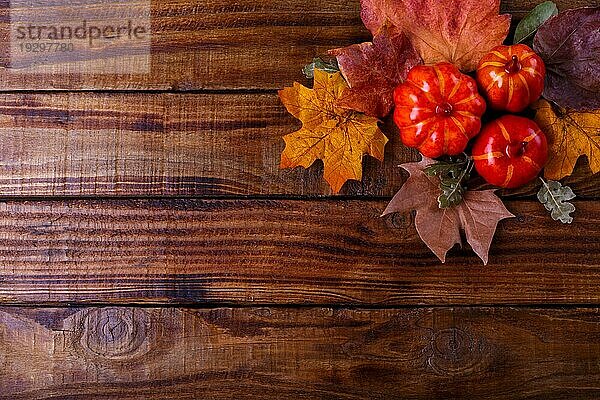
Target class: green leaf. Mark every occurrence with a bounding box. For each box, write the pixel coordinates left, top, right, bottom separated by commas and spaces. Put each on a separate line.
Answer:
537, 178, 576, 223
424, 161, 463, 179
514, 1, 558, 44
424, 155, 472, 209
424, 155, 468, 178
438, 181, 465, 208
302, 57, 340, 79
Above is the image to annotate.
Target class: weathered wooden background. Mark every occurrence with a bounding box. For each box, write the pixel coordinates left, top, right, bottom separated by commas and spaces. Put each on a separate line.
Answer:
0, 0, 598, 398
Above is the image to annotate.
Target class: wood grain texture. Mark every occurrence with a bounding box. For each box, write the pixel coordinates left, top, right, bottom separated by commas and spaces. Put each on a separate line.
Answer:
0, 0, 596, 90
0, 0, 367, 90
0, 1, 597, 395
0, 306, 598, 399
0, 92, 596, 198
0, 199, 596, 305
0, 92, 407, 197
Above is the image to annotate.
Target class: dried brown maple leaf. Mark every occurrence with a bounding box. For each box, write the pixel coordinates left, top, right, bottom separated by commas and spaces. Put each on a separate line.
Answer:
534, 100, 600, 180
382, 158, 514, 264
279, 69, 388, 193
328, 25, 421, 118
360, 0, 511, 71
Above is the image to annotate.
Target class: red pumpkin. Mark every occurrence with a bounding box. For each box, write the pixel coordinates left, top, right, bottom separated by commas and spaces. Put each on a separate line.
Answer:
393, 62, 486, 158
472, 115, 548, 189
476, 44, 545, 113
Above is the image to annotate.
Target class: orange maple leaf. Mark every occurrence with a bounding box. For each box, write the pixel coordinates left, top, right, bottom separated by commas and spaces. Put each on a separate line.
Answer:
361, 0, 511, 71
534, 100, 600, 180
279, 69, 388, 193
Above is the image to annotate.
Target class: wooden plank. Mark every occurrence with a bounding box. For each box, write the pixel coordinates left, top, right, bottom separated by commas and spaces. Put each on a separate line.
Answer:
0, 0, 367, 90
0, 306, 598, 399
0, 92, 403, 197
0, 92, 596, 198
0, 199, 597, 305
0, 0, 595, 90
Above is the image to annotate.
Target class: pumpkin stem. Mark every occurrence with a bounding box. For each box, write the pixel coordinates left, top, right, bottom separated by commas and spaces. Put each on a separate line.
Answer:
506, 141, 527, 158
435, 102, 453, 117
505, 55, 521, 74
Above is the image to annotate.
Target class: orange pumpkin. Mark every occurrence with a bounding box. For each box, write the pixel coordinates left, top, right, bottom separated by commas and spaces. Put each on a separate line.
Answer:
472, 115, 548, 188
393, 63, 486, 158
476, 44, 546, 113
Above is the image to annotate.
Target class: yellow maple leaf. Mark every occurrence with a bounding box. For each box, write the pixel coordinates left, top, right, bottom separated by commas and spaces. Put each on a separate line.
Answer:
534, 100, 600, 180
279, 69, 388, 193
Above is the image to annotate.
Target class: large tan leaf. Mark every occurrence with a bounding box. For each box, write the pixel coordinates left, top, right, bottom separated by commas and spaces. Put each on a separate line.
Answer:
279, 69, 388, 193
383, 158, 513, 264
360, 0, 511, 71
534, 100, 600, 180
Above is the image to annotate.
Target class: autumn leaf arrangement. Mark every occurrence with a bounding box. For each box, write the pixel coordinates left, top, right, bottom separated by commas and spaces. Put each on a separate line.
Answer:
278, 0, 600, 264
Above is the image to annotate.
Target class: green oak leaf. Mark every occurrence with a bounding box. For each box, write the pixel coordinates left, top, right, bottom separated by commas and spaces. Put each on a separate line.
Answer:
438, 180, 466, 208
537, 178, 576, 223
424, 155, 472, 209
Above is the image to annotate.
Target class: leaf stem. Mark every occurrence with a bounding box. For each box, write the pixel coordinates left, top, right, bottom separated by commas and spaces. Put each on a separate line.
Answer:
466, 156, 475, 175
539, 177, 561, 211
443, 158, 473, 205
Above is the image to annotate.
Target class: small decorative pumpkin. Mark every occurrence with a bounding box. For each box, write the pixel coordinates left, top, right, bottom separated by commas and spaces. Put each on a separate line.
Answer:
393, 62, 486, 158
476, 44, 546, 113
472, 115, 548, 189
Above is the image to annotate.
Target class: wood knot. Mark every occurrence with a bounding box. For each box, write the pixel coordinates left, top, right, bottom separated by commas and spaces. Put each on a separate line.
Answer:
76, 308, 150, 361
426, 327, 488, 376
384, 212, 414, 232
